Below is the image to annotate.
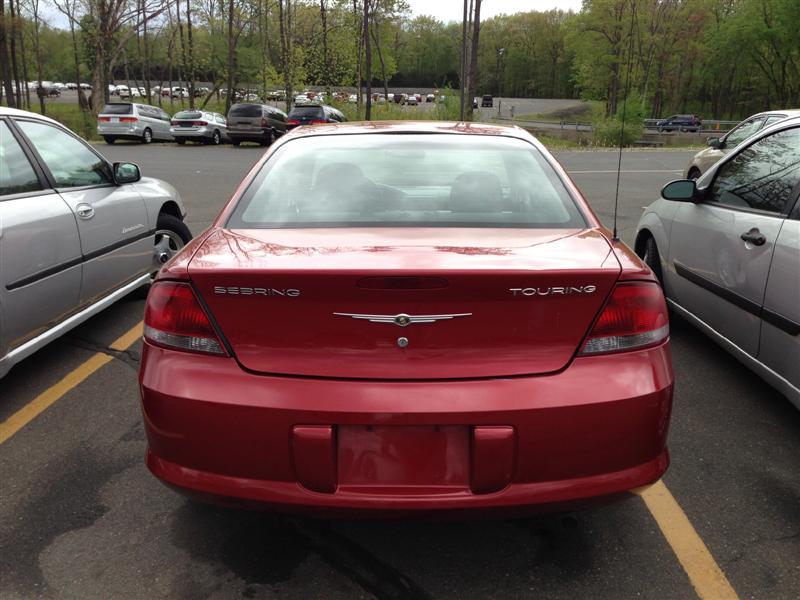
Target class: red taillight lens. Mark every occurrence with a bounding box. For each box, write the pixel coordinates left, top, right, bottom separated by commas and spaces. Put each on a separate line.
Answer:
170, 120, 178, 126
260, 117, 268, 127
98, 116, 111, 122
579, 282, 669, 355
193, 120, 208, 126
287, 119, 300, 125
310, 119, 327, 124
119, 117, 138, 123
144, 282, 226, 355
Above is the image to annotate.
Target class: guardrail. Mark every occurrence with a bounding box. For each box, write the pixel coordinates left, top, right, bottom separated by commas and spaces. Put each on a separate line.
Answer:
496, 116, 740, 135
643, 118, 738, 133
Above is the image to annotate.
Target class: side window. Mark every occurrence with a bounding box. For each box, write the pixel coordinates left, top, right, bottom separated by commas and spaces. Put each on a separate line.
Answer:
159, 109, 170, 122
724, 117, 765, 148
763, 115, 785, 128
711, 127, 800, 214
0, 121, 42, 195
17, 120, 112, 188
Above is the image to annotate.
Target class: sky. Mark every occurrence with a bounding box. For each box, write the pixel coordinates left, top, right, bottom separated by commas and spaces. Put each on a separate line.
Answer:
404, 0, 584, 23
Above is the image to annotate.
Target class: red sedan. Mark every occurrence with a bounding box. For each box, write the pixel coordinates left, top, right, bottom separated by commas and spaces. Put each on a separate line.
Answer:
139, 122, 673, 516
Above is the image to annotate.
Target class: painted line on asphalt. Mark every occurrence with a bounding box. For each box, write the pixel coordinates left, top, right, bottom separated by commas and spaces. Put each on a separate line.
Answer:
0, 322, 143, 445
569, 169, 684, 174
636, 480, 739, 600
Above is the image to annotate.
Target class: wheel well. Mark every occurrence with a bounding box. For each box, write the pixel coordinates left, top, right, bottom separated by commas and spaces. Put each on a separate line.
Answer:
158, 201, 182, 221
634, 229, 652, 256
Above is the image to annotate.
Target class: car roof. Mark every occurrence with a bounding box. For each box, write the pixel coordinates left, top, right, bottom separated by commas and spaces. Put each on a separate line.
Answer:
751, 109, 800, 118
0, 106, 63, 128
284, 120, 535, 142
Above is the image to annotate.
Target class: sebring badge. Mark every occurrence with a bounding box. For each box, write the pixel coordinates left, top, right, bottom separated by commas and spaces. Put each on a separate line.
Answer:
334, 312, 472, 326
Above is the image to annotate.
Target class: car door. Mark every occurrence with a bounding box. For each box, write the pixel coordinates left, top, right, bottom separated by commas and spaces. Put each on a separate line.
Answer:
758, 198, 800, 400
14, 118, 153, 306
0, 119, 82, 359
668, 125, 800, 356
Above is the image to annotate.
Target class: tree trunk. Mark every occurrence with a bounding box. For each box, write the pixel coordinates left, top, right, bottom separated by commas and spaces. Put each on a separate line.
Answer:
226, 0, 235, 113
32, 0, 45, 115
16, 0, 29, 109
278, 0, 293, 112
186, 0, 195, 107
320, 0, 330, 97
363, 0, 371, 119
466, 0, 481, 120
370, 25, 388, 102
8, 0, 21, 107
459, 0, 468, 120
0, 0, 16, 108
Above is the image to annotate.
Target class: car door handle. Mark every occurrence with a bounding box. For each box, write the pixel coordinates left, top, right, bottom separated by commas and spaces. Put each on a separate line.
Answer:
740, 227, 766, 246
76, 203, 95, 220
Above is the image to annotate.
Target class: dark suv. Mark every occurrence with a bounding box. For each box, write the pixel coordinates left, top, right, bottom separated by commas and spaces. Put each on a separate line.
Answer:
656, 114, 702, 132
481, 95, 493, 108
227, 103, 288, 146
286, 105, 347, 130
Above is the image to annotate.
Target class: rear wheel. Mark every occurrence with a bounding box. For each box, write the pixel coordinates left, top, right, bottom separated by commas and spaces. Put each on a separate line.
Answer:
211, 130, 221, 145
142, 128, 153, 144
104, 136, 116, 144
260, 130, 275, 146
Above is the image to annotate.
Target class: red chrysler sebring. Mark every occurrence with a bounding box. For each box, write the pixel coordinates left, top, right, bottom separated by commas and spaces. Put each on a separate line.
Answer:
139, 122, 673, 516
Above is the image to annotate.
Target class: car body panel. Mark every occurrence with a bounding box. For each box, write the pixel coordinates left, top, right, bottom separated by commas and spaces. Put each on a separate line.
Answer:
170, 111, 229, 143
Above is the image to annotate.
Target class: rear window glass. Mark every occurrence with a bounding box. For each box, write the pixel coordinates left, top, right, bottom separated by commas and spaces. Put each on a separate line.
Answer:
227, 134, 586, 229
288, 107, 325, 118
229, 104, 262, 117
174, 111, 202, 120
101, 104, 132, 115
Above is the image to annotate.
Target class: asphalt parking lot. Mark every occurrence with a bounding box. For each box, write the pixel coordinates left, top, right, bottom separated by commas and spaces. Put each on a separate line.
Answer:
1, 142, 798, 600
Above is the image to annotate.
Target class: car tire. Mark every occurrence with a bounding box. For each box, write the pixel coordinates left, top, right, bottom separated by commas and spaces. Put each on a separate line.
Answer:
261, 130, 275, 146
657, 126, 664, 133
211, 130, 221, 145
176, 138, 186, 145
639, 235, 663, 285
104, 136, 116, 144
142, 128, 153, 144
687, 167, 701, 180
151, 214, 192, 276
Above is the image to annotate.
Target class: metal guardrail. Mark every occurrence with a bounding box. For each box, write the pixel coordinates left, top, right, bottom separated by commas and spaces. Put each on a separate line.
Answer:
496, 116, 740, 135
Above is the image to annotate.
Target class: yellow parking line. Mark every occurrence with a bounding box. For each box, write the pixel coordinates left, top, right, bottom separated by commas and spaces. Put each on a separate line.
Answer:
636, 480, 740, 600
0, 322, 143, 445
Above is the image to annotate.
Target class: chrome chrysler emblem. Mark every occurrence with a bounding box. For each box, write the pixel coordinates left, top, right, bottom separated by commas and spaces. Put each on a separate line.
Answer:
334, 312, 472, 326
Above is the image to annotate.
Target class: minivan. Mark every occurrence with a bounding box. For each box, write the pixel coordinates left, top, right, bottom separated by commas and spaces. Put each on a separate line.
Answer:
286, 105, 346, 130
97, 103, 173, 144
227, 103, 288, 146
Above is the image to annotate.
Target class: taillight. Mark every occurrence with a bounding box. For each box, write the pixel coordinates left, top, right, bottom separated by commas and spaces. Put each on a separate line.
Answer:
193, 120, 208, 126
98, 116, 111, 122
579, 282, 669, 355
119, 117, 138, 123
144, 282, 226, 355
260, 117, 268, 127
170, 120, 178, 126
287, 119, 300, 125
310, 119, 327, 124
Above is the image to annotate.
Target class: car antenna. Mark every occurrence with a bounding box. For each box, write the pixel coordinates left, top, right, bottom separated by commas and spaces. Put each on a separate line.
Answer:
612, 0, 638, 242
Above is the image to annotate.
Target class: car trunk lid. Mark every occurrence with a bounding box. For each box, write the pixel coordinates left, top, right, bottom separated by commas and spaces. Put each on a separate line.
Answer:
188, 228, 620, 379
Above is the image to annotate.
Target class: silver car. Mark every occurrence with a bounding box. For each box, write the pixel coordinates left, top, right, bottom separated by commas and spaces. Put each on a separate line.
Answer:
0, 107, 191, 379
97, 102, 173, 144
170, 110, 229, 145
635, 116, 800, 408
685, 109, 800, 179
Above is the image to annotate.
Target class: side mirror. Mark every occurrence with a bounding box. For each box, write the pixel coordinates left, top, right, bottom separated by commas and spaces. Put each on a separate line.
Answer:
661, 179, 697, 202
707, 137, 721, 148
113, 162, 141, 184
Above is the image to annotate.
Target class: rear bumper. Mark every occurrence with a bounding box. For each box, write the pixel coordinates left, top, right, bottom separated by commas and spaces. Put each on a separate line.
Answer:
140, 341, 673, 515
228, 129, 269, 141
97, 124, 143, 138
170, 127, 215, 139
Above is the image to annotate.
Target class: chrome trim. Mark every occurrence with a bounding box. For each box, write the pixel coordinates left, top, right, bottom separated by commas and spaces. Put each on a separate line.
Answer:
333, 312, 472, 327
668, 298, 799, 409
0, 273, 150, 378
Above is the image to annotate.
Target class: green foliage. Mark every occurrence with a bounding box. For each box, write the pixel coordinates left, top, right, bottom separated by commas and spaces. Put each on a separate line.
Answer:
593, 90, 644, 146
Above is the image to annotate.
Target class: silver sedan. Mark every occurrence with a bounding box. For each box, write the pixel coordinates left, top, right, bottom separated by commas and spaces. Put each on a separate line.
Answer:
635, 116, 800, 409
170, 110, 230, 145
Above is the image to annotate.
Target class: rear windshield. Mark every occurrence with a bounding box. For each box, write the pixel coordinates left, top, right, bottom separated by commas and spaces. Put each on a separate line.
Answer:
174, 111, 202, 120
229, 104, 262, 117
227, 134, 586, 229
101, 103, 133, 115
288, 107, 325, 118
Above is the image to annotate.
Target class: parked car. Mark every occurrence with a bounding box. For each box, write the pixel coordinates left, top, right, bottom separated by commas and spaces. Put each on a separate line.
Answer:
472, 97, 479, 109
656, 114, 702, 133
227, 103, 288, 146
482, 94, 494, 108
97, 102, 174, 144
65, 82, 78, 90
170, 110, 229, 145
286, 104, 346, 129
0, 106, 191, 379
348, 93, 357, 103
115, 84, 130, 97
171, 87, 189, 99
294, 94, 311, 105
684, 110, 800, 179
79, 83, 92, 90
139, 121, 673, 515
406, 94, 418, 106
36, 86, 60, 98
636, 116, 800, 409
426, 93, 435, 103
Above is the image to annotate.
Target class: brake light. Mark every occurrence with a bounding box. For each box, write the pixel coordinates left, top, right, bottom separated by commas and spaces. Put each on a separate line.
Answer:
144, 282, 226, 355
170, 120, 178, 126
310, 119, 327, 124
119, 117, 138, 123
193, 120, 208, 126
579, 282, 669, 355
98, 116, 111, 122
260, 117, 268, 127
288, 119, 300, 125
